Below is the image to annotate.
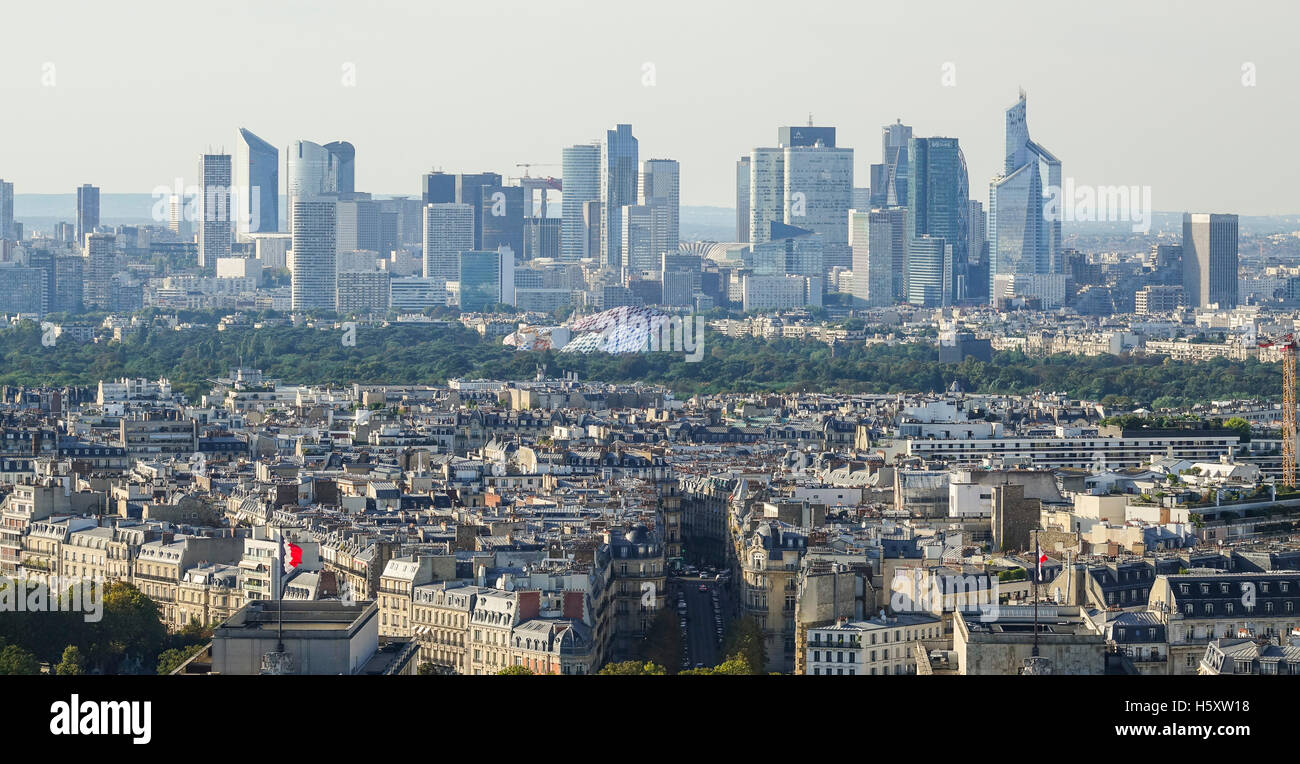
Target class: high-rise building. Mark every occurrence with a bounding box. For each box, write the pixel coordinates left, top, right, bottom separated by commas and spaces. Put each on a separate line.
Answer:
639, 159, 680, 258
336, 196, 380, 256
76, 184, 100, 243
323, 142, 356, 195
288, 140, 342, 234
1181, 213, 1239, 308
198, 154, 233, 269
458, 248, 515, 312
236, 128, 279, 236
779, 124, 836, 148
620, 205, 658, 275
989, 91, 1062, 301
561, 144, 601, 261
967, 199, 989, 301
906, 236, 953, 308
84, 232, 116, 310
748, 148, 785, 245
54, 255, 84, 314
735, 157, 751, 243
337, 270, 390, 314
169, 193, 191, 240
600, 124, 638, 272
0, 180, 13, 240
480, 184, 524, 258
422, 203, 474, 285
783, 145, 853, 270
849, 209, 894, 308
870, 120, 912, 208
290, 198, 337, 311
906, 137, 968, 303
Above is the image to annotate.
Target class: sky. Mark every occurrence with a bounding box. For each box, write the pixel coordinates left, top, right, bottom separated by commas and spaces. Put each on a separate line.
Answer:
1, 0, 1297, 213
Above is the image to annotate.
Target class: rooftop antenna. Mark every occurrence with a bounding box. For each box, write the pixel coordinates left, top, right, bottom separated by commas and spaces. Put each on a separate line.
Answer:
808, 113, 814, 127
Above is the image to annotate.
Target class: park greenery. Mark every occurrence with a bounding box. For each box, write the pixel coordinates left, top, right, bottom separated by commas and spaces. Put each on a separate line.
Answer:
0, 318, 1285, 407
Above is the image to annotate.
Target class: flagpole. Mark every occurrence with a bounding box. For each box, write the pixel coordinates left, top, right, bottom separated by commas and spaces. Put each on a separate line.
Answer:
275, 522, 285, 653
1032, 529, 1039, 658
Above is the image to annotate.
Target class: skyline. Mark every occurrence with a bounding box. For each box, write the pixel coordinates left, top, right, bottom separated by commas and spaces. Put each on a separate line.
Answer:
0, 0, 1295, 213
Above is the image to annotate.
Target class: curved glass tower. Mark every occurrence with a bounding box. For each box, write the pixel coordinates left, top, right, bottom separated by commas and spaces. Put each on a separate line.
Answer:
236, 128, 278, 235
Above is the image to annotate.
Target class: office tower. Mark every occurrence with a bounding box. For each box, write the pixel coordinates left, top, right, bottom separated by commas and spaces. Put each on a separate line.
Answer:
779, 124, 836, 147
870, 120, 912, 208
783, 145, 853, 270
735, 157, 751, 242
0, 264, 49, 316
288, 140, 341, 234
906, 236, 952, 307
967, 199, 989, 301
639, 158, 680, 257
458, 247, 515, 312
76, 184, 100, 242
481, 184, 524, 258
336, 196, 380, 256
906, 137, 968, 303
169, 193, 191, 240
336, 270, 390, 314
26, 250, 56, 315
748, 148, 785, 244
446, 173, 502, 250
323, 142, 355, 195
421, 171, 456, 205
989, 91, 1062, 300
621, 205, 657, 275
751, 222, 824, 283
54, 255, 84, 314
290, 198, 337, 311
849, 210, 892, 308
422, 203, 474, 284
600, 124, 639, 272
582, 200, 602, 260
561, 143, 601, 260
84, 232, 115, 310
1181, 213, 1239, 308
198, 154, 233, 269
0, 180, 14, 240
389, 277, 447, 312
235, 128, 279, 235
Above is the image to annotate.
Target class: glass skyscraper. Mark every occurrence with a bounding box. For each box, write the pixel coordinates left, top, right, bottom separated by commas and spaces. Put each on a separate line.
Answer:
905, 137, 967, 304
988, 91, 1062, 301
236, 128, 279, 235
561, 143, 600, 261
600, 124, 638, 273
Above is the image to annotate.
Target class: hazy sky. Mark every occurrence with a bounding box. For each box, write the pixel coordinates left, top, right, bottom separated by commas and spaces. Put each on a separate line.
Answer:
1, 0, 1296, 213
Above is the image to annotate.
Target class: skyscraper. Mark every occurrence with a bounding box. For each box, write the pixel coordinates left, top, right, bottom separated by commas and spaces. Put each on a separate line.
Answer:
76, 184, 100, 243
481, 183, 524, 258
198, 154, 233, 269
850, 209, 897, 308
906, 236, 952, 308
84, 232, 115, 310
748, 147, 785, 245
870, 120, 912, 208
323, 141, 356, 195
783, 145, 853, 270
422, 203, 474, 285
0, 180, 15, 240
639, 159, 680, 256
1182, 213, 1238, 308
421, 171, 456, 205
561, 143, 600, 261
600, 123, 639, 273
735, 157, 751, 243
988, 91, 1062, 300
967, 199, 989, 301
458, 248, 515, 312
288, 140, 341, 234
236, 128, 279, 235
290, 198, 337, 312
454, 173, 503, 249
906, 137, 968, 303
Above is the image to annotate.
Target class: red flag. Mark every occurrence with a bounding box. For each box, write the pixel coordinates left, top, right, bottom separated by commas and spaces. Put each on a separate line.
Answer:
282, 537, 303, 576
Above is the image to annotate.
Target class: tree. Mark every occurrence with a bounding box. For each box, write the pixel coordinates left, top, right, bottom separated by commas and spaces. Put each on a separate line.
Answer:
637, 608, 681, 672
498, 665, 534, 675
156, 645, 204, 675
680, 653, 754, 675
0, 643, 40, 675
417, 662, 440, 676
1223, 416, 1252, 442
55, 645, 86, 676
598, 661, 667, 675
722, 616, 766, 673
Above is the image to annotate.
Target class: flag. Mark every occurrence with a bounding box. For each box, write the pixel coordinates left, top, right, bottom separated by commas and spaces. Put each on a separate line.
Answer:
1036, 544, 1048, 582
282, 536, 303, 576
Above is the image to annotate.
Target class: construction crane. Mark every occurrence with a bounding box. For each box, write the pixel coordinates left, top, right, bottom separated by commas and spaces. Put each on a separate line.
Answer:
515, 162, 558, 178
1259, 334, 1297, 486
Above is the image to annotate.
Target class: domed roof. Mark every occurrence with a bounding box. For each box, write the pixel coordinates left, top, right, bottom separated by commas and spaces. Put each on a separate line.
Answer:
624, 523, 650, 543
